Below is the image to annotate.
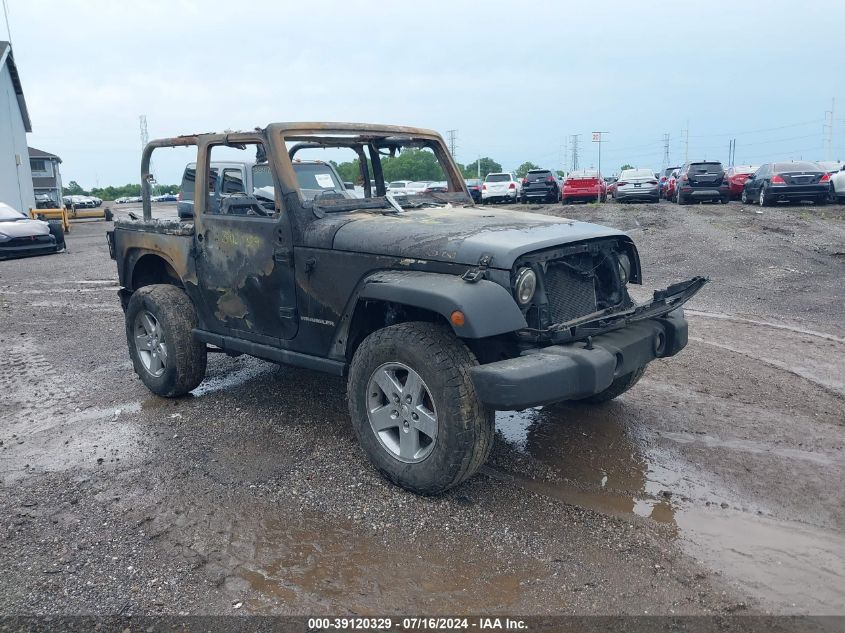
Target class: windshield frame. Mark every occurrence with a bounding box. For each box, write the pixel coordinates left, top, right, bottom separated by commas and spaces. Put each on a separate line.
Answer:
271, 124, 470, 214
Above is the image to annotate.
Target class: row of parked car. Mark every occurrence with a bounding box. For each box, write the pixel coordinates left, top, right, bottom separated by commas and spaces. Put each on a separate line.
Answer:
657, 160, 842, 206
62, 194, 102, 209
115, 193, 178, 203
470, 158, 844, 208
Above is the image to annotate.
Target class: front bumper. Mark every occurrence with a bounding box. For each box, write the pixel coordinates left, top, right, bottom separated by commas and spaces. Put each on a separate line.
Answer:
471, 309, 687, 409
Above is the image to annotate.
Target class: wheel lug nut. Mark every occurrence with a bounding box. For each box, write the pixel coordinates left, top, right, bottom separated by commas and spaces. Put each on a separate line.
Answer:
405, 394, 412, 403
411, 412, 418, 420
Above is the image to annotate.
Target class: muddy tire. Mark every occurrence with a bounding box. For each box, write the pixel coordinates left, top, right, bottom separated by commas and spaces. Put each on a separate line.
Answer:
125, 284, 207, 397
579, 367, 646, 404
347, 322, 494, 495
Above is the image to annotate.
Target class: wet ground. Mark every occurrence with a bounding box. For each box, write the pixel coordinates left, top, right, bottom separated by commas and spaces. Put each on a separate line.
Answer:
1, 199, 843, 616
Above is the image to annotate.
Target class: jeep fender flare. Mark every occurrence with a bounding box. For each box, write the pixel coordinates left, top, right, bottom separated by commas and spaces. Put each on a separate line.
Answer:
332, 270, 527, 357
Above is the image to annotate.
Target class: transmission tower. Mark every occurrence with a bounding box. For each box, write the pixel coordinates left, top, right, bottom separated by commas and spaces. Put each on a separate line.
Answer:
139, 115, 155, 191
824, 98, 835, 161
662, 133, 671, 169
446, 129, 458, 159
570, 134, 581, 171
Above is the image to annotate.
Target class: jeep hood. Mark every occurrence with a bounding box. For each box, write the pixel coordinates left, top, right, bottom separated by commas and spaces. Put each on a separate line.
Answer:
330, 206, 627, 268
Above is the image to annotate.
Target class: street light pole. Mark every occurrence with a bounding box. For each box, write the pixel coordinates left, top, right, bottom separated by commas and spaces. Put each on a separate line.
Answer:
592, 132, 607, 203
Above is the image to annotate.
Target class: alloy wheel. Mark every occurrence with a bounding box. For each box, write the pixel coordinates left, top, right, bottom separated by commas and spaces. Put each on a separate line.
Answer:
133, 310, 168, 377
366, 362, 438, 463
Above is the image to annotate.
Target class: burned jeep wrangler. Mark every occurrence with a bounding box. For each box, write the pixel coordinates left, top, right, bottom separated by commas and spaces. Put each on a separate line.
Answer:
108, 123, 705, 495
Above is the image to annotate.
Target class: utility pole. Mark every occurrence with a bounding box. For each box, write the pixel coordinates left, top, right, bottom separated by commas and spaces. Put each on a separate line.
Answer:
592, 132, 607, 203
2, 0, 12, 45
824, 98, 835, 161
570, 134, 581, 171
446, 129, 458, 160
662, 133, 671, 170
139, 115, 155, 192
476, 154, 480, 179
682, 122, 689, 163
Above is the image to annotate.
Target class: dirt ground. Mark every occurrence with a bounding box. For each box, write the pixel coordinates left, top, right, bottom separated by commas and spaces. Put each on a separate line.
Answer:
1, 199, 843, 617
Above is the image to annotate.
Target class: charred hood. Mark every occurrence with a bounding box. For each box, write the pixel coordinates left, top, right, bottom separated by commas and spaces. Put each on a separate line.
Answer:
330, 206, 628, 268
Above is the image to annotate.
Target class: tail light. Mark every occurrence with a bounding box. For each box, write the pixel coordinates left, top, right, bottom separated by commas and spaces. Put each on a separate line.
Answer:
522, 178, 529, 185
508, 183, 516, 190
482, 184, 487, 191
546, 176, 554, 183
820, 173, 830, 183
648, 180, 658, 185
680, 175, 688, 182
771, 175, 786, 185
177, 191, 183, 201
616, 181, 628, 187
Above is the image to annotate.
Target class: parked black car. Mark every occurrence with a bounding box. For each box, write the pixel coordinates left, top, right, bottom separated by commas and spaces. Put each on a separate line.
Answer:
675, 161, 729, 204
464, 178, 483, 203
520, 169, 560, 203
740, 162, 830, 206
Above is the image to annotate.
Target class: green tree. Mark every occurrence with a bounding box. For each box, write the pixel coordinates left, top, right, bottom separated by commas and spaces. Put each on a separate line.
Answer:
380, 149, 445, 182
65, 181, 86, 195
331, 159, 361, 184
462, 157, 502, 179
620, 164, 634, 171
515, 161, 541, 178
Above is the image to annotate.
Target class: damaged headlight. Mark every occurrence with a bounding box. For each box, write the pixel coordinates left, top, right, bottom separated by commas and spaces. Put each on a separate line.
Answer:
514, 267, 537, 305
617, 253, 631, 285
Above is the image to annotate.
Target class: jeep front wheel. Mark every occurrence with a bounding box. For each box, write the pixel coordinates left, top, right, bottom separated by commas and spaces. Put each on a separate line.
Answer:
125, 284, 207, 397
348, 322, 494, 495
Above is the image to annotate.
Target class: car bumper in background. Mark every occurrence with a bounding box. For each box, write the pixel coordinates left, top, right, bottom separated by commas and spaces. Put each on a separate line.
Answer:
681, 186, 728, 199
0, 242, 60, 259
768, 185, 829, 200
616, 186, 659, 200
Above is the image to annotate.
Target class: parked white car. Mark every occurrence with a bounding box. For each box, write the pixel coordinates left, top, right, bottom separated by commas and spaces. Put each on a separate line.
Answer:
405, 181, 432, 194
481, 172, 520, 204
614, 167, 660, 203
828, 163, 845, 202
387, 180, 412, 195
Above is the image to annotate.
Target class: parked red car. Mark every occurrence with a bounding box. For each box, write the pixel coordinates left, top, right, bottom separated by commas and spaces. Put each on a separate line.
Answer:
562, 170, 606, 203
725, 165, 758, 200
664, 170, 679, 200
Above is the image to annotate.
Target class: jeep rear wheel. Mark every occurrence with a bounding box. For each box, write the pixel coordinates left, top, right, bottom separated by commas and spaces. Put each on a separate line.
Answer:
125, 284, 207, 397
348, 322, 494, 495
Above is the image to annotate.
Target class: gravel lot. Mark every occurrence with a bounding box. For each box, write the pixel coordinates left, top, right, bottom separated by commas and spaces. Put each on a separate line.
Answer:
1, 199, 843, 616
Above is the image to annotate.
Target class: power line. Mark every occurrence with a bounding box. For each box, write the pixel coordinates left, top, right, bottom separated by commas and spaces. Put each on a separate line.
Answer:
445, 129, 458, 160
689, 119, 820, 139
824, 99, 835, 161
570, 134, 580, 171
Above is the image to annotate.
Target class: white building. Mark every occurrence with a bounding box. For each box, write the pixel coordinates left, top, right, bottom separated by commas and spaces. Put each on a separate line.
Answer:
0, 41, 34, 213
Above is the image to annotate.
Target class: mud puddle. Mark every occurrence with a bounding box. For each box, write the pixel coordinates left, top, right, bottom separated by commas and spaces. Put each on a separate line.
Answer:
155, 503, 546, 614
494, 405, 845, 613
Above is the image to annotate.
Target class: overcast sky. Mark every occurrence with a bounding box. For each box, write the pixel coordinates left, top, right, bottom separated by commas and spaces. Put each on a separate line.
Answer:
4, 0, 844, 186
